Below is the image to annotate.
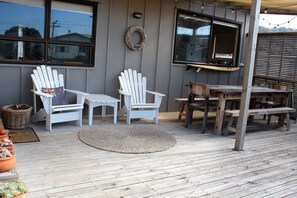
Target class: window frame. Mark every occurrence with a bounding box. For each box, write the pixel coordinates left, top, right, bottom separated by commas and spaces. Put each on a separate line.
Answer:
0, 0, 97, 67
173, 9, 241, 67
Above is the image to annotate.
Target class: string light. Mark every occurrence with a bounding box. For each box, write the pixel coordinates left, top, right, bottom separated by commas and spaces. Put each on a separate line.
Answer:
262, 16, 297, 27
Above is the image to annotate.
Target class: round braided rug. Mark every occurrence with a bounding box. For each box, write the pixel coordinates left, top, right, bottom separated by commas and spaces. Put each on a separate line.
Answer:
78, 125, 176, 154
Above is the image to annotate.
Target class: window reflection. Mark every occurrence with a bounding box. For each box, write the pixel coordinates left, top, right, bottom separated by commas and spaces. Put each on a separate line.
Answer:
0, 40, 44, 61
48, 44, 91, 65
175, 13, 211, 62
0, 0, 45, 38
50, 1, 93, 43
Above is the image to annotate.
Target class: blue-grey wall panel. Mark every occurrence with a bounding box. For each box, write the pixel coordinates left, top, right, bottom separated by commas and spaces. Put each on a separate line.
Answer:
155, 0, 176, 112
0, 67, 21, 107
141, 0, 161, 92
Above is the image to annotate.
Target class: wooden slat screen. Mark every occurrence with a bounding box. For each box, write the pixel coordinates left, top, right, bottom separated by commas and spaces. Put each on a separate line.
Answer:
254, 33, 297, 120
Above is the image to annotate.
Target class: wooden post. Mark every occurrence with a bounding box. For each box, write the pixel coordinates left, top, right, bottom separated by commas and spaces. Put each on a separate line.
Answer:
234, 0, 261, 151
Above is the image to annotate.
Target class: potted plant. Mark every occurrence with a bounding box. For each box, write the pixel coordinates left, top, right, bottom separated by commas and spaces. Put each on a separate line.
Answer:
0, 138, 14, 152
0, 148, 16, 173
0, 180, 28, 198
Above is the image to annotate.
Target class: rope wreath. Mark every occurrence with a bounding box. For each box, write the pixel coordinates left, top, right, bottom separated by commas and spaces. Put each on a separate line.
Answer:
125, 25, 147, 51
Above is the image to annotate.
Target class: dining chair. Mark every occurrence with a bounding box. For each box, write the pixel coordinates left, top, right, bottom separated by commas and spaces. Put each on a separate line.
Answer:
185, 82, 217, 133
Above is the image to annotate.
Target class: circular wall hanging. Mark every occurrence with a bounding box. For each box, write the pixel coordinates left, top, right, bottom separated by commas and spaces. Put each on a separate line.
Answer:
125, 25, 147, 51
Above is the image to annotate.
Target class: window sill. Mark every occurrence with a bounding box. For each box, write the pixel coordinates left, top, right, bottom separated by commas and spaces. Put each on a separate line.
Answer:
186, 64, 240, 72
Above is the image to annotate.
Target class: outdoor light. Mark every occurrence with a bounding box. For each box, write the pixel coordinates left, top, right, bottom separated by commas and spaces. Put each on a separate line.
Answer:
264, 8, 268, 14
201, 0, 205, 10
132, 12, 142, 19
231, 8, 235, 13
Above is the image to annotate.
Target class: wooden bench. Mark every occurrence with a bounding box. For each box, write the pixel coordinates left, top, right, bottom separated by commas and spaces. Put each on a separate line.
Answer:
174, 97, 218, 120
224, 107, 296, 135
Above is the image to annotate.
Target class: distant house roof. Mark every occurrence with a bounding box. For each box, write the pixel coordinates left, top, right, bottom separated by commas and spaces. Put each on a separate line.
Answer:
54, 33, 91, 42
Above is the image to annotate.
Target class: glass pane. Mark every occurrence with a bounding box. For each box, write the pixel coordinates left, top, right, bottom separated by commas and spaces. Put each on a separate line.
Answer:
48, 44, 92, 65
50, 1, 93, 43
174, 12, 211, 63
0, 0, 45, 38
0, 40, 44, 61
210, 23, 239, 66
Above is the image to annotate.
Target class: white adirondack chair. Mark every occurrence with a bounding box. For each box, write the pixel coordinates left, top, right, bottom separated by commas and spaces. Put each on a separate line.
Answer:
118, 68, 165, 124
31, 65, 88, 131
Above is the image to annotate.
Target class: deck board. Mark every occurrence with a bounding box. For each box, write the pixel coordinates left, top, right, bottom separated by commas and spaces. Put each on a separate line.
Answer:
12, 113, 297, 197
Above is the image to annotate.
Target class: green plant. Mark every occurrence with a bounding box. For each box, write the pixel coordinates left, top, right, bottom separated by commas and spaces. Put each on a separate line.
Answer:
0, 180, 28, 198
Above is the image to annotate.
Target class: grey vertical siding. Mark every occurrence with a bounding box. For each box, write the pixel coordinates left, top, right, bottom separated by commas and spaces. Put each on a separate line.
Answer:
0, 0, 249, 114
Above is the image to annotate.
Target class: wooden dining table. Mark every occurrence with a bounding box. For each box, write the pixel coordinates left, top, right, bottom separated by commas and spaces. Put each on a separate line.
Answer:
208, 85, 292, 135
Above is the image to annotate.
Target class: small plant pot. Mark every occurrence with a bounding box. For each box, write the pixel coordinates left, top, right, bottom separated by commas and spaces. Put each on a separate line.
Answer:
0, 153, 16, 173
0, 133, 9, 141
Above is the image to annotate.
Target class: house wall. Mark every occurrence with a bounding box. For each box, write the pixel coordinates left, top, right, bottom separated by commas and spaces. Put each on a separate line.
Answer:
0, 0, 250, 113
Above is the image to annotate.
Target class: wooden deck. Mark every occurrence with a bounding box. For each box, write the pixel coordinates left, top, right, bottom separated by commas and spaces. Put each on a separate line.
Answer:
13, 112, 297, 198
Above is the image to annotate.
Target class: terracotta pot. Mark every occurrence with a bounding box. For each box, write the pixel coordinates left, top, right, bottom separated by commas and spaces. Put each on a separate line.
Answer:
0, 133, 9, 141
0, 153, 16, 172
14, 193, 26, 198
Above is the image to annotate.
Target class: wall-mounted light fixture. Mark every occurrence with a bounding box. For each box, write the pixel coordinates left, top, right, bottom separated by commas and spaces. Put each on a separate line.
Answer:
264, 8, 268, 14
132, 12, 142, 19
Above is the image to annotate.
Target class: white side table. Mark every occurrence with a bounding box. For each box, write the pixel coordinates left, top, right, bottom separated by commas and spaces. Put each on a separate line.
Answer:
85, 94, 120, 125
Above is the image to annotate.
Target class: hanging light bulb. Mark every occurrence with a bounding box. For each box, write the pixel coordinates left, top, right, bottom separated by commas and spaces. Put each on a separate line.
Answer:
264, 8, 268, 14
231, 8, 235, 13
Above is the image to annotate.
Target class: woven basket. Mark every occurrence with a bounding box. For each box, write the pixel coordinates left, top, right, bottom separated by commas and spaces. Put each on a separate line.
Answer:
1, 104, 33, 129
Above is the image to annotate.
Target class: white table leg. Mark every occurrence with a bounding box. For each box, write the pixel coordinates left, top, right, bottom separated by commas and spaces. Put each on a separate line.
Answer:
88, 102, 94, 125
102, 105, 106, 118
113, 102, 118, 124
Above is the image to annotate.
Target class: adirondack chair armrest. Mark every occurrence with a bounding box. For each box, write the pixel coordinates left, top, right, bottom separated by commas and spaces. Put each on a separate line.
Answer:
64, 89, 89, 96
146, 90, 165, 97
118, 90, 132, 96
31, 90, 53, 98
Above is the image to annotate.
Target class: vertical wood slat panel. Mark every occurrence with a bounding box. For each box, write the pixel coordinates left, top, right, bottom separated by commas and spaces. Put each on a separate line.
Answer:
155, 0, 176, 112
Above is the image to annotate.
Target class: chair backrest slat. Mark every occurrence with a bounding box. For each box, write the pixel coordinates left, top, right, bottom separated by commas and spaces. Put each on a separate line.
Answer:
36, 67, 47, 88
128, 69, 137, 103
132, 70, 139, 103
58, 74, 64, 87
52, 70, 60, 87
122, 70, 133, 103
41, 65, 51, 88
46, 66, 55, 88
142, 77, 146, 103
138, 73, 143, 103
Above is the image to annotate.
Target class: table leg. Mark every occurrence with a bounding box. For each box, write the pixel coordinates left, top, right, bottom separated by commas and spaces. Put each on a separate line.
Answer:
88, 103, 94, 126
214, 93, 226, 135
102, 106, 106, 118
113, 102, 118, 124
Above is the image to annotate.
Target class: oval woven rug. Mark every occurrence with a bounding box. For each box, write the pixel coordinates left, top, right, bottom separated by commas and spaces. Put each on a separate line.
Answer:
78, 125, 176, 154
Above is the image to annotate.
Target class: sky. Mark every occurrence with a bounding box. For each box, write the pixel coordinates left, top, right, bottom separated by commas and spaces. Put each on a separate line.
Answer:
259, 14, 297, 29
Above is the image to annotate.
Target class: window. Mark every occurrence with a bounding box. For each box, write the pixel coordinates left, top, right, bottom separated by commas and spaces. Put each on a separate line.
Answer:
174, 10, 240, 66
0, 0, 97, 67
